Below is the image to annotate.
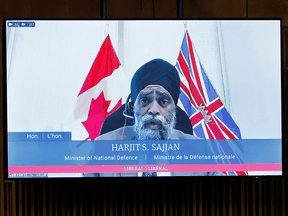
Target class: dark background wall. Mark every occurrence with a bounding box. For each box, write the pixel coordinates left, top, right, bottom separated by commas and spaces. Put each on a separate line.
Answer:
0, 0, 287, 215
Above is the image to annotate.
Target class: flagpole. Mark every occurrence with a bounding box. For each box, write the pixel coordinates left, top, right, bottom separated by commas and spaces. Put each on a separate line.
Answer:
217, 21, 232, 113
104, 23, 109, 37
183, 21, 187, 33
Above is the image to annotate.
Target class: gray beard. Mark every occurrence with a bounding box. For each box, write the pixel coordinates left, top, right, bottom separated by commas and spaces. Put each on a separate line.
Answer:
133, 109, 176, 140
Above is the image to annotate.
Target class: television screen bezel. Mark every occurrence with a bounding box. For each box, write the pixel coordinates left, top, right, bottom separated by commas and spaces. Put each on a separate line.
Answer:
2, 18, 284, 180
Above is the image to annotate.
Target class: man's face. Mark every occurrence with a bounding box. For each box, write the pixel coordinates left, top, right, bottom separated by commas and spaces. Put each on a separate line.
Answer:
133, 85, 176, 140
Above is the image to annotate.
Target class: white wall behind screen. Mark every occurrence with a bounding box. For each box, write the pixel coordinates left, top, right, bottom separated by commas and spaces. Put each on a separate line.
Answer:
220, 21, 281, 139
6, 20, 281, 139
7, 21, 119, 132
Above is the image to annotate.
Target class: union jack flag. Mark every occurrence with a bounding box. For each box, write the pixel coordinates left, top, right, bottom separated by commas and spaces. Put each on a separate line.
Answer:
175, 30, 247, 176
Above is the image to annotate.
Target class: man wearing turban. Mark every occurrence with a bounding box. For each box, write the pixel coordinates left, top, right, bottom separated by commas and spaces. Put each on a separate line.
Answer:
85, 59, 223, 177
98, 58, 198, 141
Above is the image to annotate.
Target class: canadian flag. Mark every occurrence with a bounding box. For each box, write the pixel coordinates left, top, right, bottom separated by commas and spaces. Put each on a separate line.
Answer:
69, 35, 129, 141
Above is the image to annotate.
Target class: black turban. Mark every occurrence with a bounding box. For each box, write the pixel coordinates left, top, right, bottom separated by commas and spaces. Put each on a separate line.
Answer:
130, 59, 180, 104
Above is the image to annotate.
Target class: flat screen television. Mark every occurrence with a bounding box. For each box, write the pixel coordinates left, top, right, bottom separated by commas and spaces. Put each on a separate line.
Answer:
3, 19, 282, 178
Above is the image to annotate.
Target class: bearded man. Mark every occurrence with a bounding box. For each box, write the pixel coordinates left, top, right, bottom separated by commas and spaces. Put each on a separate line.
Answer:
85, 59, 223, 177
97, 59, 197, 141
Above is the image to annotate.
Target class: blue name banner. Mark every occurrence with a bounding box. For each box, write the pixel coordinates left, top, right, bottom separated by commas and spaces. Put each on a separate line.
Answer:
8, 138, 282, 166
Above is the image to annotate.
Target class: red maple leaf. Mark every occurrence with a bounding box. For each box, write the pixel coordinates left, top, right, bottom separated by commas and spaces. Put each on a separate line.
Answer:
81, 92, 121, 140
